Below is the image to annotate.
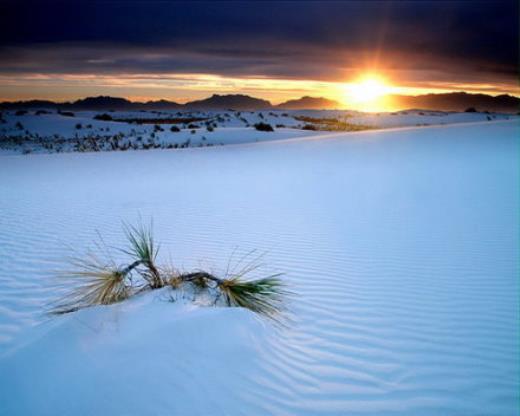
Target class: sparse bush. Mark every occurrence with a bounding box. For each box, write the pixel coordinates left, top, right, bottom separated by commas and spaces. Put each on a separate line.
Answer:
15, 121, 24, 130
302, 124, 317, 131
170, 125, 180, 132
15, 110, 27, 116
59, 111, 75, 117
254, 122, 274, 132
153, 124, 164, 132
75, 123, 82, 130
207, 125, 214, 132
94, 113, 113, 121
51, 222, 287, 321
465, 107, 477, 113
188, 123, 199, 129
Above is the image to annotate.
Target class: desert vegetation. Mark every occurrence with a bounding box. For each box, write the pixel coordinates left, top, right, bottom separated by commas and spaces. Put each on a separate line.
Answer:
51, 222, 288, 322
295, 116, 373, 132
112, 116, 208, 125
254, 122, 274, 132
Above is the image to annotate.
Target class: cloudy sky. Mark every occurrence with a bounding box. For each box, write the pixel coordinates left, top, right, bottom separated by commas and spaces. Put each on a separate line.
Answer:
0, 0, 518, 104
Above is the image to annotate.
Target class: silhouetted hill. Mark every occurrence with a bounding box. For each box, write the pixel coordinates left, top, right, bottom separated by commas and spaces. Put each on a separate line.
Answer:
277, 96, 340, 109
0, 99, 58, 110
0, 96, 182, 111
389, 92, 520, 113
143, 99, 183, 110
1, 92, 518, 113
68, 96, 136, 110
185, 94, 271, 110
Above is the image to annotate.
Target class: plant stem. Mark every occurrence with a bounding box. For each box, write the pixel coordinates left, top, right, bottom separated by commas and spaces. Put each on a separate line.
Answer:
146, 261, 163, 288
120, 260, 142, 277
180, 272, 222, 284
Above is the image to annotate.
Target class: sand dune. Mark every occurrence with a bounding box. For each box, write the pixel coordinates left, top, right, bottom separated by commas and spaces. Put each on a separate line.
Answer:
0, 121, 518, 415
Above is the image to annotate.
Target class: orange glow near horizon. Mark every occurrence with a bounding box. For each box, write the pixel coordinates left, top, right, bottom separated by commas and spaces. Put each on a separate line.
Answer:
0, 72, 518, 110
341, 74, 394, 111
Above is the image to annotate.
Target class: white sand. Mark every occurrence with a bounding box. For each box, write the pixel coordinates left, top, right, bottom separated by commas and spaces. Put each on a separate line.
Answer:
0, 120, 518, 415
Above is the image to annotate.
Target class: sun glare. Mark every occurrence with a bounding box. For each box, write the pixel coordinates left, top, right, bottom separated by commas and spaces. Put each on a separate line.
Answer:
343, 74, 391, 111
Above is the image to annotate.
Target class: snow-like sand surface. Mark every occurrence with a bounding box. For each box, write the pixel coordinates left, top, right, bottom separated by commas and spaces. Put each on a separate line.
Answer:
0, 121, 518, 415
1, 109, 517, 155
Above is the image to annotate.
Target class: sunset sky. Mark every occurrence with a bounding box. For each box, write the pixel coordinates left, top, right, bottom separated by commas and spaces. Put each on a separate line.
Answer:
0, 0, 518, 109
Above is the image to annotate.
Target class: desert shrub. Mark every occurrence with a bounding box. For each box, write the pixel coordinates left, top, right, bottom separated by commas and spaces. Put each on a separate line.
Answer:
465, 107, 477, 113
15, 121, 24, 130
154, 124, 164, 132
206, 125, 214, 132
188, 123, 199, 129
51, 222, 288, 322
254, 122, 274, 132
190, 129, 196, 134
170, 125, 180, 132
94, 113, 113, 121
59, 111, 75, 117
302, 124, 316, 131
276, 124, 285, 128
15, 110, 27, 116
75, 123, 82, 130
35, 110, 50, 115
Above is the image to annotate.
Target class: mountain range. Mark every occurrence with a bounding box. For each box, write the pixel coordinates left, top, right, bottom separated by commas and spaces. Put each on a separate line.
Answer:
386, 92, 519, 113
275, 96, 340, 110
0, 92, 518, 112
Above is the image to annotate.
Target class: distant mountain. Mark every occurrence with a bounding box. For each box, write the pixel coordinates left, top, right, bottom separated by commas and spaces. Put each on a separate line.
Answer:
66, 96, 136, 110
0, 99, 58, 110
0, 96, 183, 111
185, 94, 271, 110
143, 99, 183, 110
389, 92, 520, 113
1, 92, 518, 113
277, 96, 340, 110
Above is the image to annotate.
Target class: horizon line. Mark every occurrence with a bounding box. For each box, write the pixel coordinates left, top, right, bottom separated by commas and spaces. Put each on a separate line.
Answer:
1, 90, 519, 106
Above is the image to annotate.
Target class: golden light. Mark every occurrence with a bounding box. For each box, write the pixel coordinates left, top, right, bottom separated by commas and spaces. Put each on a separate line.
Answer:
343, 74, 392, 111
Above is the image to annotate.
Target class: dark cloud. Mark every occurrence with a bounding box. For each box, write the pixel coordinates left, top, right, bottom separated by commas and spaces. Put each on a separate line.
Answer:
0, 1, 517, 85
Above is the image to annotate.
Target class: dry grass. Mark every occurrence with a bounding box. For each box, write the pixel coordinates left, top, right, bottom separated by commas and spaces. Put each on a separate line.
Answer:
123, 221, 163, 288
51, 254, 132, 314
51, 222, 288, 322
218, 275, 288, 321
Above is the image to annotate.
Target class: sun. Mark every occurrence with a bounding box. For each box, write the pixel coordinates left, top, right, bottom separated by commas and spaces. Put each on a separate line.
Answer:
343, 74, 391, 110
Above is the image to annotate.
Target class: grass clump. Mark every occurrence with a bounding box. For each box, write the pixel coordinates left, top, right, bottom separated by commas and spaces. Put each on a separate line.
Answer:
53, 254, 133, 314
123, 222, 163, 288
254, 122, 274, 132
218, 276, 287, 319
51, 221, 287, 322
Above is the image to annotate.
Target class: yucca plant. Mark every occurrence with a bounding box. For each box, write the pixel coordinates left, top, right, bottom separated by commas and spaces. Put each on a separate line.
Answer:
51, 221, 289, 322
218, 275, 287, 321
123, 221, 163, 289
52, 254, 136, 314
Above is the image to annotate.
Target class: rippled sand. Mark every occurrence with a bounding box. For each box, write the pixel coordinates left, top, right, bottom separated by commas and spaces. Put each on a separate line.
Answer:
0, 121, 518, 415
